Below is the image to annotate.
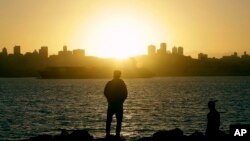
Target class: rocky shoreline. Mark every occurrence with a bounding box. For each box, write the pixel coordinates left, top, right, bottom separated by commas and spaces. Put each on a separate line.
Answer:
19, 128, 236, 141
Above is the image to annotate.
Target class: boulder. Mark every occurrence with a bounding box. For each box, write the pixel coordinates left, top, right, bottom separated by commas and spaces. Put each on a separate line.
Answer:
152, 128, 185, 141
54, 129, 70, 141
69, 130, 93, 141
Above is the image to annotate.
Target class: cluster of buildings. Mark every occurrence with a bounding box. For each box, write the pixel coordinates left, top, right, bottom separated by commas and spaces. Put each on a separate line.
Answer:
147, 43, 184, 56
1, 44, 249, 61
146, 42, 250, 61
0, 45, 85, 59
57, 45, 85, 58
0, 45, 49, 58
198, 51, 250, 61
221, 51, 250, 60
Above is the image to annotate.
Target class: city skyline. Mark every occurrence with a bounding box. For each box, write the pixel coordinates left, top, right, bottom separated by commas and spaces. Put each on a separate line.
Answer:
1, 43, 249, 59
1, 42, 250, 78
0, 0, 250, 58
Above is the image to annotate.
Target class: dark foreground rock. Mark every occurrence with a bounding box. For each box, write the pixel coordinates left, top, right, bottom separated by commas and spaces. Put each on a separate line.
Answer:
21, 128, 245, 141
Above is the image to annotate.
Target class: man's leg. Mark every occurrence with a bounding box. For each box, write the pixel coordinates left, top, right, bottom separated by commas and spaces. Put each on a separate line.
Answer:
106, 106, 114, 136
115, 106, 123, 137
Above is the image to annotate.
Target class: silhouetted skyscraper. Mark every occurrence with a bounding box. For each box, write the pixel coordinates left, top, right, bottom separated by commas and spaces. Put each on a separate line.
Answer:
39, 46, 48, 58
2, 47, 8, 56
158, 43, 167, 55
148, 45, 156, 56
178, 46, 183, 56
59, 45, 72, 56
233, 52, 238, 57
63, 45, 67, 52
242, 51, 250, 59
160, 43, 167, 52
14, 45, 21, 55
198, 53, 208, 60
172, 46, 177, 55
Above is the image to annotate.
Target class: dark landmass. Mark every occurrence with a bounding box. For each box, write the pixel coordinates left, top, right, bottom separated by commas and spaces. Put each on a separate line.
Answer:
38, 67, 153, 79
1, 45, 250, 78
19, 128, 248, 141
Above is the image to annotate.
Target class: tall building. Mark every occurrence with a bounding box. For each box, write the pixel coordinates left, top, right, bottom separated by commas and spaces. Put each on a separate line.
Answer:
147, 45, 156, 56
177, 46, 183, 56
73, 49, 85, 57
58, 45, 72, 56
2, 47, 8, 56
39, 46, 48, 58
172, 46, 177, 55
233, 52, 238, 57
198, 53, 208, 60
160, 43, 167, 52
159, 42, 167, 55
63, 45, 67, 52
242, 51, 250, 59
14, 45, 21, 55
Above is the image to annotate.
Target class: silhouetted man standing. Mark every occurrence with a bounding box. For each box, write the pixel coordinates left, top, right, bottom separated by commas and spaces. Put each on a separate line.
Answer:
205, 101, 220, 138
104, 70, 127, 137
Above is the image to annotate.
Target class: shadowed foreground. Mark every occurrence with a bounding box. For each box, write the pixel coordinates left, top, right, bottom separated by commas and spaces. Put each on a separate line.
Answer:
20, 128, 245, 141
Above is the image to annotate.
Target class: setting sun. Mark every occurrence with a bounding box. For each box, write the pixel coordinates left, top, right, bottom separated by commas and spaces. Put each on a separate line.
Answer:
73, 12, 151, 58
71, 5, 172, 59
94, 16, 148, 59
96, 24, 143, 58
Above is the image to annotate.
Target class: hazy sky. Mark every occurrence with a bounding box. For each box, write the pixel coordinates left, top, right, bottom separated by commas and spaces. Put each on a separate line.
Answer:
0, 0, 249, 58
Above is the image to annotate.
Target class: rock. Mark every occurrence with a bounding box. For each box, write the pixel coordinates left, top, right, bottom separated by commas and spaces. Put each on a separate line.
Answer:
69, 130, 93, 141
205, 130, 229, 140
60, 129, 69, 136
104, 135, 125, 141
189, 131, 206, 140
20, 128, 231, 141
152, 128, 185, 141
54, 129, 70, 141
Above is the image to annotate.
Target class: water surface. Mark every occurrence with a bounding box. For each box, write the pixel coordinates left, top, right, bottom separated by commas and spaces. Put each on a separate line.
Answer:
0, 77, 249, 140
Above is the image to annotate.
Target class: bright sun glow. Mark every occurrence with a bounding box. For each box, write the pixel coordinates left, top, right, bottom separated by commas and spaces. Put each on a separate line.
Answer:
88, 11, 150, 59
72, 8, 171, 59
71, 11, 148, 58
97, 20, 147, 59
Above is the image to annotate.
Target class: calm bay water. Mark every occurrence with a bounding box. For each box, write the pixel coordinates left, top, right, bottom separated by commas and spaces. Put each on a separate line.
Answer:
0, 77, 249, 140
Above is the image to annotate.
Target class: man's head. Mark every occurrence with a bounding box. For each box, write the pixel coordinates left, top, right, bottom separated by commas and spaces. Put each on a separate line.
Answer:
208, 101, 216, 110
113, 70, 121, 79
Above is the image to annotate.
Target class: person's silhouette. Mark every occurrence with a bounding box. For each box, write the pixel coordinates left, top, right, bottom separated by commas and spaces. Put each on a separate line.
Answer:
104, 70, 127, 137
205, 101, 220, 138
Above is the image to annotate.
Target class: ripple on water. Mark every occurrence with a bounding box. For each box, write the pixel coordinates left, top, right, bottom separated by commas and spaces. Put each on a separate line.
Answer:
0, 77, 249, 140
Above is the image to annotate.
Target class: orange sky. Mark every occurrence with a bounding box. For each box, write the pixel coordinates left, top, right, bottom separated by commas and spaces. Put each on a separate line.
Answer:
0, 0, 249, 58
